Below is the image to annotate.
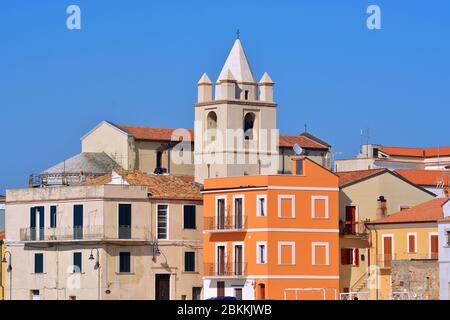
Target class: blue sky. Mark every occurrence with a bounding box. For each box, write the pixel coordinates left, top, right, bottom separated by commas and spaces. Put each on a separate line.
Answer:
1, 0, 449, 194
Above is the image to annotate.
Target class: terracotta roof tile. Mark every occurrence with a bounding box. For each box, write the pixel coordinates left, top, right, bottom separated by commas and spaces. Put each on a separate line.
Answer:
395, 169, 450, 186
0, 231, 4, 240
380, 146, 450, 158
118, 125, 194, 142
336, 169, 386, 187
0, 195, 5, 202
116, 124, 331, 150
81, 170, 202, 201
367, 198, 449, 225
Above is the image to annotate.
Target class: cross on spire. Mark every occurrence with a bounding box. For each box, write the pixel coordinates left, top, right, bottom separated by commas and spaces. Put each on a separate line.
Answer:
236, 29, 240, 39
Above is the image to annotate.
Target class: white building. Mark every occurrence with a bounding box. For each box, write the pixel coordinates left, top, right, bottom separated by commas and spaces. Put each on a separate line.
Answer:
438, 201, 450, 300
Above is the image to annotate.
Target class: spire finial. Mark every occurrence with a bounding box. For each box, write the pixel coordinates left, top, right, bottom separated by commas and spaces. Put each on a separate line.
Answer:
304, 124, 308, 133
236, 29, 240, 39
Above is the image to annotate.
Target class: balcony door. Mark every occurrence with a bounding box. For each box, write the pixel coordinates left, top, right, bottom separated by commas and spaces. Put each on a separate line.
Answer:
345, 206, 357, 234
430, 234, 438, 259
30, 207, 44, 241
217, 198, 226, 229
217, 245, 226, 276
118, 204, 132, 239
234, 245, 243, 275
73, 205, 83, 240
383, 236, 393, 268
234, 197, 243, 229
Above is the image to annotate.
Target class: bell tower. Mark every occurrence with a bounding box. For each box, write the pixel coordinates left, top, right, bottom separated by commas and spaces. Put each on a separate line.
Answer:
194, 39, 279, 183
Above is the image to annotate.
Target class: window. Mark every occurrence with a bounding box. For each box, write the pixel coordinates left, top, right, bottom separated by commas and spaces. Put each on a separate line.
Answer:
157, 204, 169, 240
341, 248, 359, 266
34, 253, 44, 274
73, 205, 83, 240
244, 90, 249, 100
256, 195, 267, 217
50, 206, 57, 228
233, 196, 244, 229
235, 288, 243, 300
400, 206, 410, 211
119, 251, 131, 273
295, 159, 303, 175
278, 242, 295, 265
345, 206, 357, 233
312, 196, 329, 219
118, 204, 132, 239
30, 206, 45, 240
256, 242, 267, 264
206, 111, 217, 143
216, 197, 226, 229
312, 242, 330, 265
278, 195, 295, 218
184, 252, 196, 272
183, 205, 196, 229
73, 252, 82, 273
407, 233, 417, 253
192, 287, 202, 300
446, 231, 450, 247
244, 113, 255, 140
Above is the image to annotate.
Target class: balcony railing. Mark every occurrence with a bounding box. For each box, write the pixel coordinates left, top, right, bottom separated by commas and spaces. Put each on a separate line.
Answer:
20, 226, 152, 242
204, 262, 248, 277
204, 215, 248, 231
341, 220, 369, 239
377, 254, 394, 269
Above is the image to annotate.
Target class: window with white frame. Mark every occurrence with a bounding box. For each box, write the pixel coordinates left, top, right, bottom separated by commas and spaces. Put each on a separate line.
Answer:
256, 195, 267, 217
278, 195, 295, 218
278, 242, 296, 265
312, 242, 330, 265
157, 204, 169, 240
256, 242, 267, 264
312, 195, 329, 219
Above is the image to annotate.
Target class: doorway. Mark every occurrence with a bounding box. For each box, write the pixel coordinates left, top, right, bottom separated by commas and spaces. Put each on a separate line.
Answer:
258, 283, 265, 300
155, 274, 171, 300
430, 234, 438, 259
383, 236, 393, 268
217, 281, 225, 297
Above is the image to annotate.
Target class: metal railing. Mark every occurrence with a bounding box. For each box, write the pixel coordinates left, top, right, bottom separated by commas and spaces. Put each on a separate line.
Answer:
204, 262, 248, 277
204, 215, 248, 231
20, 225, 151, 242
28, 172, 110, 187
341, 220, 369, 238
377, 254, 394, 269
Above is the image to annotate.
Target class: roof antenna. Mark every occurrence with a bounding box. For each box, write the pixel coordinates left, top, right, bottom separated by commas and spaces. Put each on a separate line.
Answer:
304, 123, 308, 133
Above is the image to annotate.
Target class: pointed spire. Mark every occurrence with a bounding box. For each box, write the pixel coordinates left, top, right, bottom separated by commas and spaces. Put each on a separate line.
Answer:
198, 73, 212, 85
259, 72, 274, 85
219, 69, 236, 82
217, 39, 256, 83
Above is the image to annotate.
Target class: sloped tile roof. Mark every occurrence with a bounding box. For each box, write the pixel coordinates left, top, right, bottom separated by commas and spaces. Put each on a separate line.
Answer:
81, 170, 202, 201
380, 146, 450, 158
367, 198, 449, 225
336, 169, 386, 187
395, 169, 450, 186
116, 123, 331, 150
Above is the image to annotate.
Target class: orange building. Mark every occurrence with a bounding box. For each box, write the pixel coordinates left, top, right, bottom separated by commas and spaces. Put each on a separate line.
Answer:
202, 157, 340, 300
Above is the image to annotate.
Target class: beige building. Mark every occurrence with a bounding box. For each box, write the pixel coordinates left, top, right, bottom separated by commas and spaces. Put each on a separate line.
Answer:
335, 144, 450, 172
336, 168, 436, 297
4, 171, 203, 300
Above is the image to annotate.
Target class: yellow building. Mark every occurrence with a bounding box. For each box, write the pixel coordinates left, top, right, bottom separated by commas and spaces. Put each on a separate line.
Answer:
366, 198, 449, 300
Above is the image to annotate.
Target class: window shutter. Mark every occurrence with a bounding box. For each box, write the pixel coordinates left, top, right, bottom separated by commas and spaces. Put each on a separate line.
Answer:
354, 249, 360, 266
341, 248, 347, 265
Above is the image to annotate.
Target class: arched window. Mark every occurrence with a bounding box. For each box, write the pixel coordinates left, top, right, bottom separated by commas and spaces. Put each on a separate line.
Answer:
206, 111, 217, 143
244, 112, 255, 140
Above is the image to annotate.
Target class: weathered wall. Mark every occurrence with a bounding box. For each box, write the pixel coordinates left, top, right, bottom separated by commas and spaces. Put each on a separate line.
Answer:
391, 260, 439, 300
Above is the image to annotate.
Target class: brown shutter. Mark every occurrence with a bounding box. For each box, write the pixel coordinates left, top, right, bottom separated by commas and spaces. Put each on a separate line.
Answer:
354, 249, 360, 266
341, 248, 347, 265
409, 235, 415, 253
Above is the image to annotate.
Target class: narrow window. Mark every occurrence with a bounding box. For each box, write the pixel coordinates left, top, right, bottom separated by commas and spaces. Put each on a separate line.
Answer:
257, 195, 267, 217
408, 234, 416, 253
235, 288, 243, 300
183, 205, 196, 229
446, 231, 450, 247
50, 206, 57, 228
184, 252, 195, 272
278, 195, 295, 218
295, 159, 303, 175
157, 204, 169, 240
73, 252, 82, 273
257, 242, 267, 264
156, 151, 162, 169
312, 243, 329, 265
192, 287, 202, 300
244, 113, 255, 140
73, 204, 83, 240
119, 251, 131, 273
216, 198, 226, 229
34, 253, 44, 274
244, 90, 249, 100
233, 197, 244, 229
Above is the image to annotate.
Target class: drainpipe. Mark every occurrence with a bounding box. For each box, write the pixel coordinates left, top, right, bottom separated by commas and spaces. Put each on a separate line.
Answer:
0, 240, 3, 300
375, 227, 379, 301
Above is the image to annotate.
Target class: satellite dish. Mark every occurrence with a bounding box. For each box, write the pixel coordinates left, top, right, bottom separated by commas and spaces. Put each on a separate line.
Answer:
293, 144, 303, 155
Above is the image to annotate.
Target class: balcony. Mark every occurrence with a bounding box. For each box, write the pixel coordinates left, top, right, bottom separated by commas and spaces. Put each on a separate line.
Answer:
377, 254, 394, 269
204, 215, 248, 232
204, 262, 248, 277
20, 226, 153, 244
340, 220, 369, 239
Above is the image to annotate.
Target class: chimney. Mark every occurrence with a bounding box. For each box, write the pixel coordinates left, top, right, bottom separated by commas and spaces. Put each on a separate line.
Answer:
376, 196, 387, 219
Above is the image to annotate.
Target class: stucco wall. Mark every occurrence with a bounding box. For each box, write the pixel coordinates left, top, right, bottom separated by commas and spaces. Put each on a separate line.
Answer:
438, 222, 450, 300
